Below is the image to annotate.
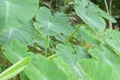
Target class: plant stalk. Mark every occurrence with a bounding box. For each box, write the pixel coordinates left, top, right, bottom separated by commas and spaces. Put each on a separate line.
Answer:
45, 35, 49, 56
64, 25, 81, 44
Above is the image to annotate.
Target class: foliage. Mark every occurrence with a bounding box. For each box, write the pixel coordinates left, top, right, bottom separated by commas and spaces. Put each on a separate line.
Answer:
0, 0, 39, 30
0, 57, 30, 80
0, 0, 120, 80
75, 0, 116, 31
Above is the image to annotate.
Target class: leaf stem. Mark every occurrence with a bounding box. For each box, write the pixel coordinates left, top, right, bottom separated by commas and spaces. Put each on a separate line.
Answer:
45, 35, 49, 56
64, 25, 81, 44
34, 26, 41, 35
48, 54, 57, 59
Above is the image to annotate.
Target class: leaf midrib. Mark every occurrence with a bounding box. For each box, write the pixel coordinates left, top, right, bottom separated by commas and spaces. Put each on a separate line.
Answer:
5, 1, 10, 27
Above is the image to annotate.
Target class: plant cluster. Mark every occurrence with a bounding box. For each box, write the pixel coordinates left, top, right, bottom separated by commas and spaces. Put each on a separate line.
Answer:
0, 0, 120, 80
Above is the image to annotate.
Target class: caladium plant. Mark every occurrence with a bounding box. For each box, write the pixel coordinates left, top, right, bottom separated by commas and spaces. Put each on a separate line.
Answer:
0, 0, 120, 80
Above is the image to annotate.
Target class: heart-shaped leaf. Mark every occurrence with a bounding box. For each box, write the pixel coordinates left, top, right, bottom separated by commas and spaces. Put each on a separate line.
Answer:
35, 7, 72, 36
75, 0, 116, 31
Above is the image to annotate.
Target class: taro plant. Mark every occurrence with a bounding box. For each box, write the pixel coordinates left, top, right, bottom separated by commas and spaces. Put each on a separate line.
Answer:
0, 0, 120, 80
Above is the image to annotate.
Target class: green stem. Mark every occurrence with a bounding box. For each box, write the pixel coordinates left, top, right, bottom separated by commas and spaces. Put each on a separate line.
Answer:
48, 54, 57, 59
49, 40, 54, 55
34, 26, 41, 35
64, 25, 81, 44
48, 25, 81, 59
45, 35, 49, 56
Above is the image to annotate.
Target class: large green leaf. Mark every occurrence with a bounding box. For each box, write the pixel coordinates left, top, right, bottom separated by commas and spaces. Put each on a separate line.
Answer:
0, 57, 30, 80
80, 59, 119, 80
0, 20, 36, 44
89, 44, 120, 77
52, 57, 78, 80
104, 29, 120, 54
24, 55, 68, 80
56, 44, 89, 66
35, 7, 72, 37
56, 44, 89, 79
74, 0, 116, 31
0, 0, 39, 30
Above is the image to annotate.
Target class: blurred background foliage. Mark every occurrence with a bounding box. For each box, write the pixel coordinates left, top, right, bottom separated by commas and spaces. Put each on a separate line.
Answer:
39, 0, 120, 29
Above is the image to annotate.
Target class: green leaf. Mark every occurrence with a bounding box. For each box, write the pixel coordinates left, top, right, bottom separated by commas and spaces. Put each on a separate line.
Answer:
52, 57, 78, 80
0, 20, 36, 44
100, 10, 117, 23
35, 7, 72, 36
3, 39, 29, 63
0, 57, 30, 80
0, 0, 39, 30
104, 29, 120, 54
89, 44, 120, 77
80, 59, 119, 80
74, 0, 116, 31
24, 55, 68, 80
78, 25, 101, 46
56, 44, 89, 79
19, 72, 30, 80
